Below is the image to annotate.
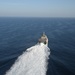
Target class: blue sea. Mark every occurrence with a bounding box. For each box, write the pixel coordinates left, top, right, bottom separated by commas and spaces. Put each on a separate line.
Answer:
0, 17, 75, 75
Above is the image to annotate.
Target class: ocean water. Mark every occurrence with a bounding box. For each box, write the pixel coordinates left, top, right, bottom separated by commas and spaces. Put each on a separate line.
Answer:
0, 17, 75, 75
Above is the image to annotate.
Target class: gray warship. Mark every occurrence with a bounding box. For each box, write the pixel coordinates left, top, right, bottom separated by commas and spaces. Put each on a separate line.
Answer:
38, 32, 48, 45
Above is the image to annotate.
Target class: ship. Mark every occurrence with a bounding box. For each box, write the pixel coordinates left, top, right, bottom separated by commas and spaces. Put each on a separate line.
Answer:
38, 32, 48, 45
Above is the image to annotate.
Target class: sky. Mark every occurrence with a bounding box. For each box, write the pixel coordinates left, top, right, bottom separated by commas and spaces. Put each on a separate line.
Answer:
0, 0, 75, 17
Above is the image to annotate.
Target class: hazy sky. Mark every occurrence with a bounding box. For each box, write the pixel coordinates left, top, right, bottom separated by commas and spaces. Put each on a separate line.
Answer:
0, 0, 75, 17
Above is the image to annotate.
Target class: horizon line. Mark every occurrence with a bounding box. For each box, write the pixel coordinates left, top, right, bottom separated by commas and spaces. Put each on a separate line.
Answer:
0, 16, 75, 18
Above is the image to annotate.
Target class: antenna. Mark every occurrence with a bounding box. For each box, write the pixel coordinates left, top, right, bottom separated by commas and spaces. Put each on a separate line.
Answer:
43, 32, 45, 34
42, 32, 45, 36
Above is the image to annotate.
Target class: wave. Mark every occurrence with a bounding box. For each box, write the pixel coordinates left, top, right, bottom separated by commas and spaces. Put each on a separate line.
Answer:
5, 43, 50, 75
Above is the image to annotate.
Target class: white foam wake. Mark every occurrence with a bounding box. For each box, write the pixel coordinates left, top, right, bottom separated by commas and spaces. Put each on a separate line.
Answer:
5, 43, 50, 75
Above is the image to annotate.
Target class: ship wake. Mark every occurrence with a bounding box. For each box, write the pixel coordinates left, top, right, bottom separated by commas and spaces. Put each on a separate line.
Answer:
5, 43, 50, 75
